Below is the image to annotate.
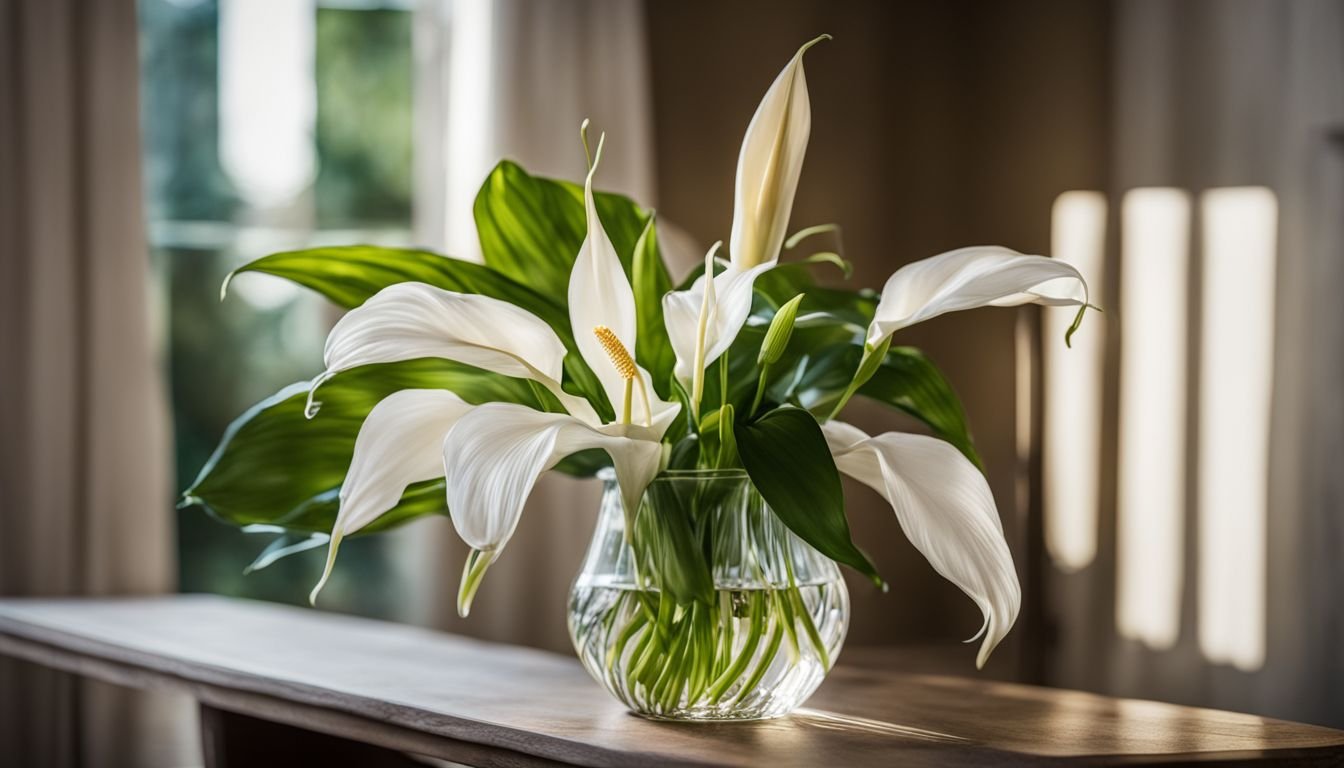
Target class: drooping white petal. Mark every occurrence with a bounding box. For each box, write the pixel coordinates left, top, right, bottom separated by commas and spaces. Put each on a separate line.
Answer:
867, 246, 1088, 347
311, 389, 473, 604
729, 35, 826, 270
567, 132, 678, 432
663, 259, 775, 386
822, 420, 1021, 669
442, 402, 664, 613
315, 281, 597, 423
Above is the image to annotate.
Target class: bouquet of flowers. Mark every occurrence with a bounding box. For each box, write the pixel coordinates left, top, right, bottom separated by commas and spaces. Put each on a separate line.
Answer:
184, 35, 1090, 716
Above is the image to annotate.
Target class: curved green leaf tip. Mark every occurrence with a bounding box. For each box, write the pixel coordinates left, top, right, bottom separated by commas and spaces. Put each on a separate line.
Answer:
1064, 303, 1103, 348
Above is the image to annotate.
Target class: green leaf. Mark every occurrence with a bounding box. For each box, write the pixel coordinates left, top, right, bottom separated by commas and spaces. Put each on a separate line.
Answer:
752, 263, 877, 328
181, 360, 545, 535
790, 342, 982, 470
473, 160, 649, 298
735, 407, 883, 587
631, 216, 676, 397
242, 527, 329, 573
225, 245, 569, 329
860, 347, 982, 469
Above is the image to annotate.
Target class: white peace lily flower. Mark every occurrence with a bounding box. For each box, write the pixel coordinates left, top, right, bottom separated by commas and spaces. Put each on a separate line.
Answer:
663, 36, 824, 412
730, 35, 824, 271
311, 282, 601, 425
820, 245, 1093, 420
867, 245, 1091, 349
443, 402, 664, 616
822, 420, 1020, 669
309, 131, 678, 608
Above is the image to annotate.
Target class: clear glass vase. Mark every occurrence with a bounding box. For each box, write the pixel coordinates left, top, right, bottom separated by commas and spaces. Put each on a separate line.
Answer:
568, 469, 849, 721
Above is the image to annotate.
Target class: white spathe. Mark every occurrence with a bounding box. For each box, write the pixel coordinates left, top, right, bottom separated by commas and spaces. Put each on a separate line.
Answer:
313, 282, 597, 425
867, 246, 1089, 347
664, 36, 825, 390
729, 34, 824, 270
443, 403, 663, 556
309, 389, 475, 604
822, 420, 1021, 669
569, 132, 678, 432
309, 137, 679, 605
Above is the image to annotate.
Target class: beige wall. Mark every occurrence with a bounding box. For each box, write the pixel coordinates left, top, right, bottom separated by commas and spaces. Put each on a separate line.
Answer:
646, 0, 1111, 678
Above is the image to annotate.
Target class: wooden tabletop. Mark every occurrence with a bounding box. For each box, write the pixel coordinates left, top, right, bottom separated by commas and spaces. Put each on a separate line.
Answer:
1, 595, 1341, 767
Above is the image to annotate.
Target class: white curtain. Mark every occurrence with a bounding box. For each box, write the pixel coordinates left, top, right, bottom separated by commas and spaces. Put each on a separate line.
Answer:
0, 0, 194, 764
401, 0, 658, 650
414, 0, 656, 260
1049, 0, 1344, 727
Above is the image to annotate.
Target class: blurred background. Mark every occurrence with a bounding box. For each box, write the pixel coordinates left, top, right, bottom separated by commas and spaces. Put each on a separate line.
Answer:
2, 0, 1342, 764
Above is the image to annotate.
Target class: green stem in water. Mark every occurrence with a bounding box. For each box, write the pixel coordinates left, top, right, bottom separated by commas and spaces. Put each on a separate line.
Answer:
652, 612, 691, 710
686, 604, 711, 705
608, 595, 648, 670
783, 536, 830, 669
714, 591, 734, 679
706, 591, 765, 704
791, 585, 831, 670
734, 617, 784, 705
774, 587, 801, 665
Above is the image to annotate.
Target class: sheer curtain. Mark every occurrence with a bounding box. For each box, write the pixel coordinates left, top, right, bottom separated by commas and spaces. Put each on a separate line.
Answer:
401, 0, 658, 650
0, 0, 192, 765
1047, 0, 1344, 728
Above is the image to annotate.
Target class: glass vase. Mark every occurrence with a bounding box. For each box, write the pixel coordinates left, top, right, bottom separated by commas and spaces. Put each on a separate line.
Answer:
568, 469, 849, 721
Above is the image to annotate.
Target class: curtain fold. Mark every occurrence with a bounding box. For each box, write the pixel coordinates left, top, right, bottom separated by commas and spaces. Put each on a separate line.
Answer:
403, 0, 658, 650
0, 0, 189, 764
1048, 0, 1344, 729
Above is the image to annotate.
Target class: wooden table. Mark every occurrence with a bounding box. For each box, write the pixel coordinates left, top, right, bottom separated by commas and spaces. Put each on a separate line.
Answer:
1, 596, 1341, 767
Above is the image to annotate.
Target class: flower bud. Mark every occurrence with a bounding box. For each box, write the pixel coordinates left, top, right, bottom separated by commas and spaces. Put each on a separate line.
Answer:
758, 293, 805, 366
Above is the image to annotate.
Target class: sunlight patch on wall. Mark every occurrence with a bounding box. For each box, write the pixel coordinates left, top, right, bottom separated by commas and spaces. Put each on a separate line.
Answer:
1043, 191, 1108, 573
1197, 187, 1276, 672
1116, 188, 1190, 650
442, 0, 495, 263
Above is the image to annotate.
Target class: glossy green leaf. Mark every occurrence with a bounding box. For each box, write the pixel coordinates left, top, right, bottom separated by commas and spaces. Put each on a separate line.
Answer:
473, 160, 649, 298
735, 407, 883, 587
181, 360, 546, 535
240, 477, 454, 572
225, 245, 568, 329
631, 216, 676, 396
242, 527, 329, 573
752, 259, 877, 328
860, 347, 981, 469
791, 342, 982, 470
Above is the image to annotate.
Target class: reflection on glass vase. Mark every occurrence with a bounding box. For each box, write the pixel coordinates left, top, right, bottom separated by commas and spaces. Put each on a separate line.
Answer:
568, 469, 849, 721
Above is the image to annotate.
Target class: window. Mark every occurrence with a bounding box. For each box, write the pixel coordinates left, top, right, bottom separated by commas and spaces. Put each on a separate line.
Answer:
139, 0, 415, 617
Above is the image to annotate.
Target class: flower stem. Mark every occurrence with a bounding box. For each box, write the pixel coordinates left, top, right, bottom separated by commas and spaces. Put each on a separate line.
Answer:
734, 616, 784, 705
621, 377, 633, 425
706, 591, 765, 704
827, 336, 891, 420
750, 364, 770, 416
